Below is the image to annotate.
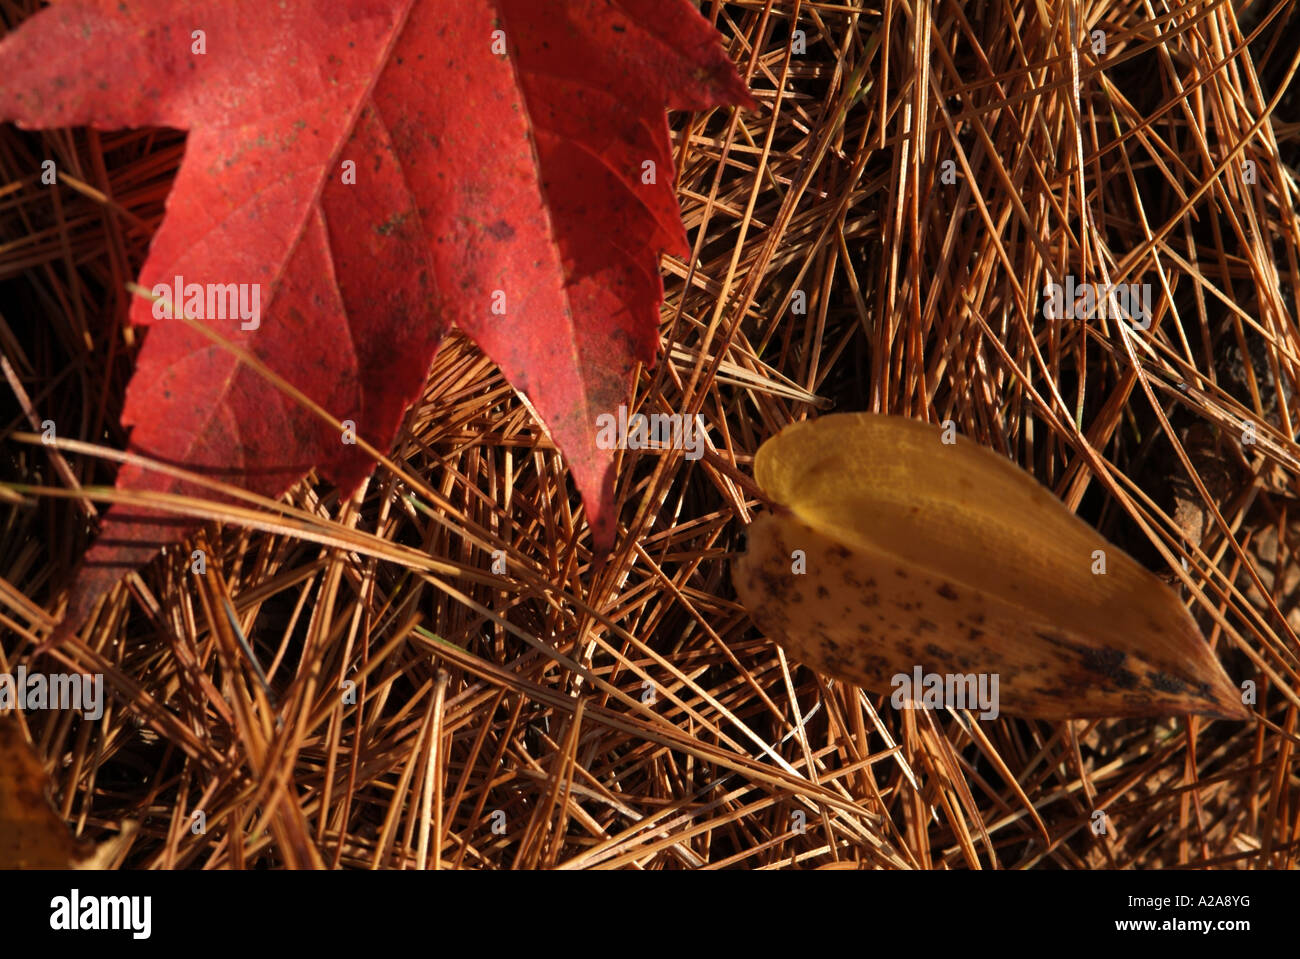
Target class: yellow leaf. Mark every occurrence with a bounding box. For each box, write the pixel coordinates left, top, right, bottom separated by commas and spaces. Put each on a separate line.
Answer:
733, 413, 1249, 720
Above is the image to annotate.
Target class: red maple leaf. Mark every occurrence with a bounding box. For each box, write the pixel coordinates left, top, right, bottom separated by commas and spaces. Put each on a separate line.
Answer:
0, 0, 753, 630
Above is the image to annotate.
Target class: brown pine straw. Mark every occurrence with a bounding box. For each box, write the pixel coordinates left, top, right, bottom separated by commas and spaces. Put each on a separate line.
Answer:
3, 0, 1300, 868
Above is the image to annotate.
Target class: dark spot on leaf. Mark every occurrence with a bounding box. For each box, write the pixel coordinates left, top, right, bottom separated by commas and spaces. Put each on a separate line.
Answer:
1080, 646, 1139, 689
1034, 630, 1071, 648
1146, 670, 1188, 694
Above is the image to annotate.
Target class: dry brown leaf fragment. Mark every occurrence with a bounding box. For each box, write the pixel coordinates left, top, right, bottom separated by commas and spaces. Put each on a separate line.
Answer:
0, 719, 134, 869
0, 719, 98, 868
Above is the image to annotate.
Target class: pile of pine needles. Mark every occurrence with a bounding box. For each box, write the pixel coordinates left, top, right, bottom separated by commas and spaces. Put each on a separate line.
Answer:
2, 0, 1299, 868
